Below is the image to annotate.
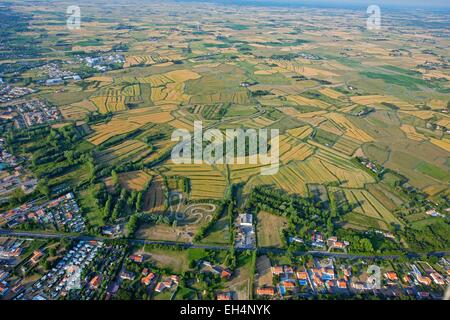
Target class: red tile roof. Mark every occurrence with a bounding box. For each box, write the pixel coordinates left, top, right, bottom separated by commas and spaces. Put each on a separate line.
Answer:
129, 254, 144, 263
257, 287, 275, 296
385, 272, 398, 281
142, 273, 155, 286
90, 275, 101, 289
217, 293, 232, 300
337, 280, 347, 289
283, 281, 296, 289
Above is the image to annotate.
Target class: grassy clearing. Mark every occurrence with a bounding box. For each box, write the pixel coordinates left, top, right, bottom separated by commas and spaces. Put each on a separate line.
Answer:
257, 211, 287, 248
78, 185, 104, 228
200, 215, 230, 245
415, 162, 449, 181
143, 247, 190, 273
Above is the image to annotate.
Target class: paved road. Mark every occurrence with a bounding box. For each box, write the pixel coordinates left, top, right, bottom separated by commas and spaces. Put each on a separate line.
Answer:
0, 228, 229, 250
1, 228, 449, 259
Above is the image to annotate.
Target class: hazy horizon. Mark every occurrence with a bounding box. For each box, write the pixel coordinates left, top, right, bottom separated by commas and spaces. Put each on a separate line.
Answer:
176, 0, 450, 9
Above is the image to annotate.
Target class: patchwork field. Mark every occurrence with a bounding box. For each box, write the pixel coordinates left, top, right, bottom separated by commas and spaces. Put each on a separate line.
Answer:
95, 140, 151, 165
163, 164, 227, 200
143, 175, 165, 213
88, 110, 174, 145
341, 188, 401, 230
4, 0, 450, 272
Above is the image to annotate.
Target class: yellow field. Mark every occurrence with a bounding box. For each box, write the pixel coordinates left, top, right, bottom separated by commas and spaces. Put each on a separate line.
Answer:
422, 184, 448, 196
287, 127, 317, 140
325, 113, 374, 142
279, 136, 315, 163
226, 163, 271, 184
165, 70, 201, 82
138, 69, 201, 105
88, 110, 174, 145
350, 95, 415, 110
332, 136, 361, 156
59, 100, 97, 120
142, 141, 176, 165
429, 138, 450, 152
95, 140, 151, 164
342, 188, 400, 226
278, 107, 328, 120
435, 117, 450, 128
90, 84, 142, 113
118, 170, 152, 191
428, 99, 447, 110
138, 74, 172, 86
163, 164, 227, 200
190, 90, 250, 105
245, 164, 308, 196
318, 88, 343, 99
254, 116, 275, 126
287, 95, 330, 109
400, 124, 426, 141
288, 157, 338, 184
308, 140, 352, 160
169, 118, 194, 130
124, 55, 162, 68
269, 60, 338, 78
400, 110, 436, 120
320, 160, 373, 188
254, 69, 278, 75
91, 95, 126, 113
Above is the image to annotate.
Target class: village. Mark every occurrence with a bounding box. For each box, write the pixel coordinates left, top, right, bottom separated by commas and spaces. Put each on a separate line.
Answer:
0, 192, 86, 233
254, 255, 450, 300
1, 234, 448, 301
0, 85, 35, 104
0, 137, 37, 202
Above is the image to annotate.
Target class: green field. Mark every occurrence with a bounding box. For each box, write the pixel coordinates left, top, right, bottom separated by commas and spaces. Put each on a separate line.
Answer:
415, 161, 449, 181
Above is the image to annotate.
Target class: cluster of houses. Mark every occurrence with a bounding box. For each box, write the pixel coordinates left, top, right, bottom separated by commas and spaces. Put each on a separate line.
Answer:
0, 238, 38, 299
154, 275, 179, 293
0, 138, 18, 169
216, 291, 233, 300
38, 63, 78, 80
0, 193, 86, 232
425, 209, 445, 218
34, 63, 81, 86
0, 139, 37, 202
311, 231, 349, 251
359, 158, 380, 174
200, 260, 233, 279
120, 254, 181, 295
101, 224, 123, 237
256, 257, 450, 300
11, 100, 61, 128
262, 260, 350, 297
235, 213, 256, 249
18, 241, 103, 300
82, 54, 125, 72
0, 85, 35, 103
0, 238, 25, 260
0, 167, 37, 201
